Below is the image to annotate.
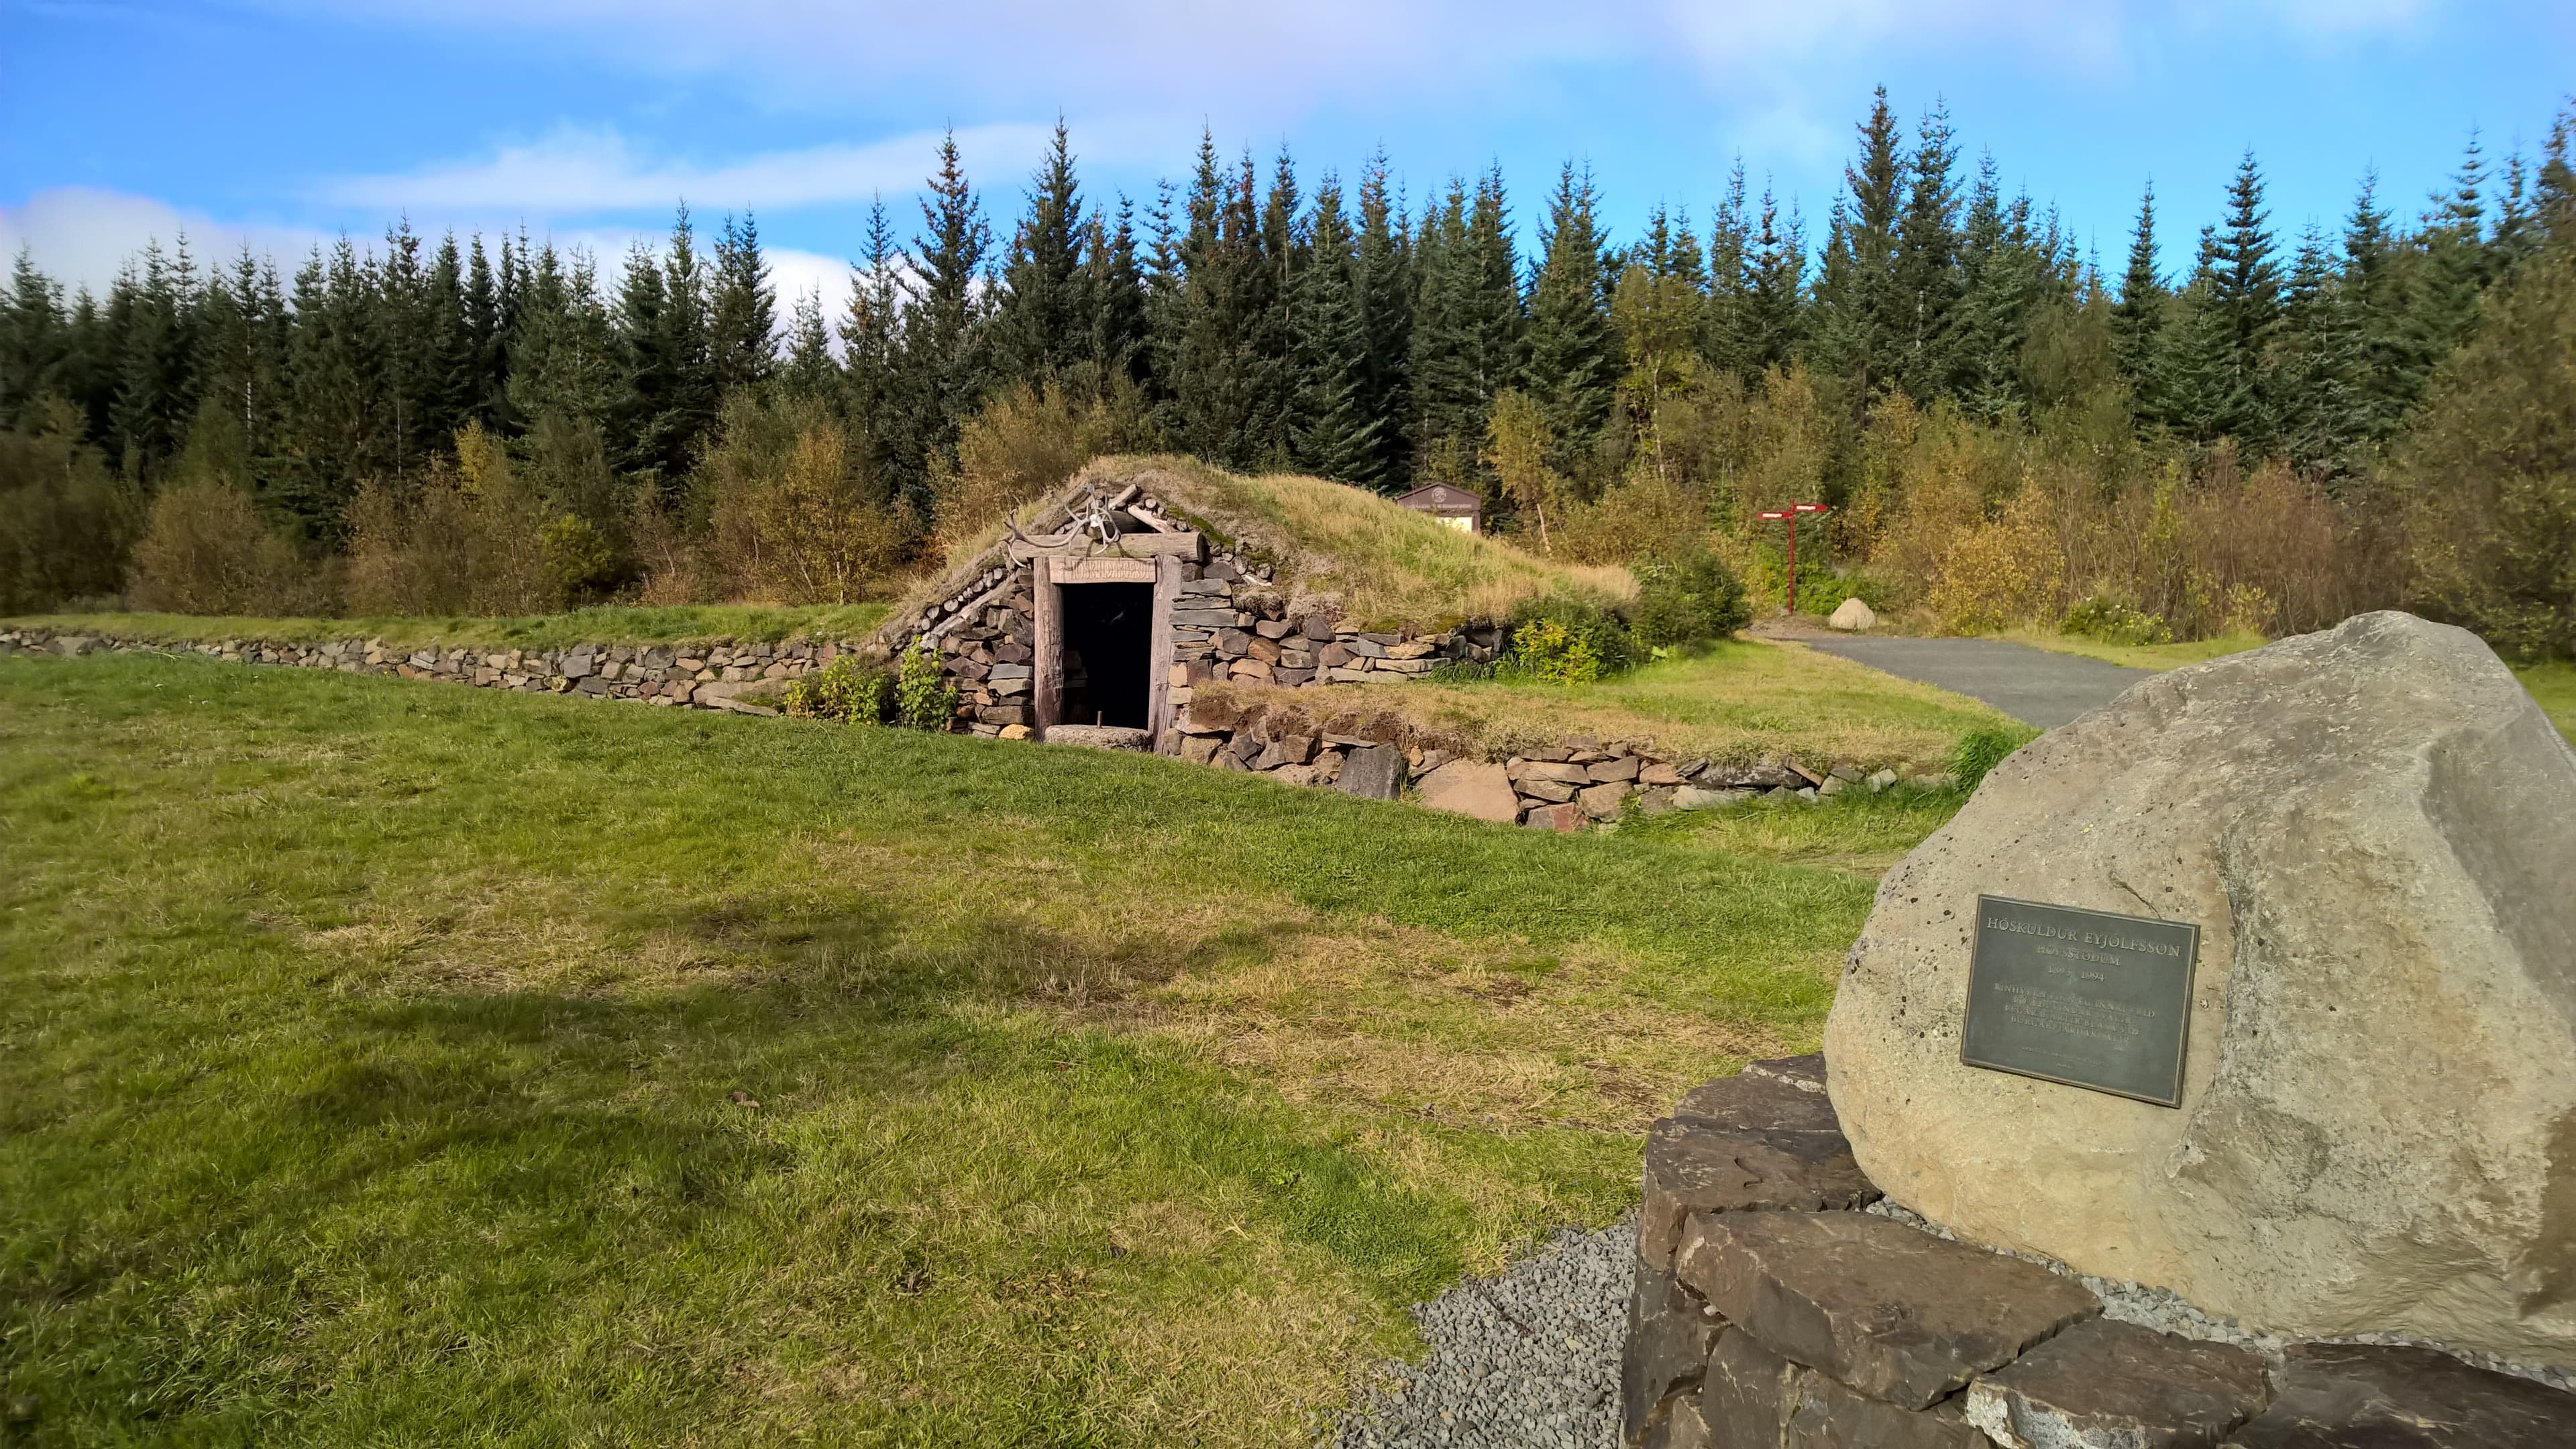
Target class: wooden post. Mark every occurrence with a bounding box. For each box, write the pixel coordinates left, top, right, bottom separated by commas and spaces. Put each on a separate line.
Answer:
1147, 553, 1178, 751
1032, 557, 1063, 739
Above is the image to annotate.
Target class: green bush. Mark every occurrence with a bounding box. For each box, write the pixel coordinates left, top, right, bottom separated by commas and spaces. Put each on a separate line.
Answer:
1505, 618, 1603, 684
1949, 726, 2025, 791
1503, 594, 1639, 680
783, 656, 890, 724
1791, 567, 1892, 618
1630, 549, 1752, 648
2061, 592, 2172, 646
894, 639, 959, 730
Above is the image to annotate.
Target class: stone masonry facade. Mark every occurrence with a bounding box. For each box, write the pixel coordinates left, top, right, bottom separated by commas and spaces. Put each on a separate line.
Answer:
1625, 1057, 2576, 1448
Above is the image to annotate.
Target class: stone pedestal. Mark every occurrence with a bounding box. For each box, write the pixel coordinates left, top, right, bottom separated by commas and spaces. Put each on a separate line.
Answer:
1621, 1057, 2576, 1449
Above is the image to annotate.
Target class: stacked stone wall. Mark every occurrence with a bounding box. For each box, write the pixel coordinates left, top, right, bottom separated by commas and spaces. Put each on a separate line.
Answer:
5, 623, 1939, 834
1623, 1058, 2576, 1448
0, 627, 847, 713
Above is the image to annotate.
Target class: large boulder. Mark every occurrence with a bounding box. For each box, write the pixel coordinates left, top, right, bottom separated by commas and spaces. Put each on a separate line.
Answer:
1824, 612, 2576, 1369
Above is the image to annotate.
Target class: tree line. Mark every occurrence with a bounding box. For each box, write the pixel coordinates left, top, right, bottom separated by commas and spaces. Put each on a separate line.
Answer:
3, 94, 2571, 655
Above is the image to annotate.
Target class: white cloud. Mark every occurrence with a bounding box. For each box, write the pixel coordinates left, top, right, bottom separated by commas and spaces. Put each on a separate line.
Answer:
0, 189, 324, 297
321, 121, 1070, 217
1, 188, 863, 343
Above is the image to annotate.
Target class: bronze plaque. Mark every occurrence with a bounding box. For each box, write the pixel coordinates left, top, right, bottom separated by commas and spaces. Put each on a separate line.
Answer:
1961, 895, 2199, 1107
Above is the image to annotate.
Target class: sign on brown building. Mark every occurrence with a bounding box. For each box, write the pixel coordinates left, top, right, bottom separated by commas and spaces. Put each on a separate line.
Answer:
1395, 483, 1481, 534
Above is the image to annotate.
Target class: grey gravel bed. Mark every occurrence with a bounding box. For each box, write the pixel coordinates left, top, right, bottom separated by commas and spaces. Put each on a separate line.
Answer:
1326, 1216, 1633, 1449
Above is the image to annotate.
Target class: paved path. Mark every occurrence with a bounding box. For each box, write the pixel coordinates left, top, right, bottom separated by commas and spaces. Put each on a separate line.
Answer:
1792, 634, 2158, 729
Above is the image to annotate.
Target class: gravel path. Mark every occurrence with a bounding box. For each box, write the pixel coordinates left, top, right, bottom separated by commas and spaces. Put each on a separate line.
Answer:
1327, 1218, 1633, 1449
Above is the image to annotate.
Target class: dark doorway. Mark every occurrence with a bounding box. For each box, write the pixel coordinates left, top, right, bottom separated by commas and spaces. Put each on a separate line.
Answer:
1059, 582, 1154, 729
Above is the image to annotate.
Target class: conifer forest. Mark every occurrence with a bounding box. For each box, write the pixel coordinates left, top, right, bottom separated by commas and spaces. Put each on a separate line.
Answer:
4, 94, 2572, 657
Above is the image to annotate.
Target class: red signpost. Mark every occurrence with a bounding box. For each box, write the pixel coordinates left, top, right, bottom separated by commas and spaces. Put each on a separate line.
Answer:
1756, 502, 1832, 614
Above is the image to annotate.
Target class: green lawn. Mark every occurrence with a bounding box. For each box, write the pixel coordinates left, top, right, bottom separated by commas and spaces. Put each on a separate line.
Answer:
0, 651, 1902, 1446
6, 602, 893, 653
1248, 638, 2031, 774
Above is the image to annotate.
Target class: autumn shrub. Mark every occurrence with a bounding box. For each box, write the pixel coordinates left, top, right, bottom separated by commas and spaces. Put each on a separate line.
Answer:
343, 424, 554, 615
125, 476, 315, 615
932, 381, 1144, 555
1924, 487, 2065, 635
705, 394, 908, 604
0, 402, 140, 612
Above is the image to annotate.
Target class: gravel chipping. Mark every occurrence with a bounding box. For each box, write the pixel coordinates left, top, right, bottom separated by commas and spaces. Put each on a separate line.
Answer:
1326, 1216, 1635, 1448
1864, 1198, 2576, 1394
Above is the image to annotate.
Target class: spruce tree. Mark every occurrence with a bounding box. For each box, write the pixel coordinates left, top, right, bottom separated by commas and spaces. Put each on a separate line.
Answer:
2207, 151, 2284, 447
1291, 172, 1380, 485
1703, 160, 1754, 377
1, 248, 69, 427
1355, 154, 1414, 488
1743, 179, 1807, 374
2110, 184, 2170, 395
1891, 101, 1963, 401
463, 235, 508, 430
993, 121, 1090, 391
1808, 88, 1906, 398
422, 233, 477, 449
842, 197, 904, 429
2412, 132, 2493, 364
2269, 225, 2367, 478
113, 238, 203, 482
1083, 196, 1148, 393
1523, 162, 1617, 470
2340, 172, 2423, 441
779, 289, 841, 401
896, 131, 994, 506
708, 211, 777, 396
2151, 229, 2239, 442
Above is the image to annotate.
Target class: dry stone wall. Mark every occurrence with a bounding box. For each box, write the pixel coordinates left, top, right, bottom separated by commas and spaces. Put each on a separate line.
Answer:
1624, 1058, 2576, 1448
6, 622, 1939, 834
1172, 688, 1952, 830
0, 625, 849, 714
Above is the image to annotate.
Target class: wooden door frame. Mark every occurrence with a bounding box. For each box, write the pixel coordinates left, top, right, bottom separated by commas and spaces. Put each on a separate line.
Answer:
1032, 557, 1063, 739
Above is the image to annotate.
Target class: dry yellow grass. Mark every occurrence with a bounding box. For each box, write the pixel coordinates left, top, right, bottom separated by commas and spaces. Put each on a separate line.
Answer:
902, 454, 1631, 632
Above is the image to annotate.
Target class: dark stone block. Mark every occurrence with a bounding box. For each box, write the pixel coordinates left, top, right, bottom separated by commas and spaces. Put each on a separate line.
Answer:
1966, 1317, 2269, 1448
1701, 1328, 1802, 1449
1672, 1069, 1841, 1135
1645, 1397, 1717, 1449
1300, 614, 1338, 641
1741, 1054, 1827, 1093
1625, 1256, 1726, 1445
1785, 1371, 1988, 1449
975, 704, 1030, 726
1640, 1121, 1878, 1271
1676, 1212, 2098, 1410
1337, 745, 1406, 801
2224, 1342, 2576, 1448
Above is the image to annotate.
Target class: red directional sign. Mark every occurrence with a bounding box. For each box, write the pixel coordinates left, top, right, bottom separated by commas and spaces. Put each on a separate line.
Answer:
1761, 503, 1832, 614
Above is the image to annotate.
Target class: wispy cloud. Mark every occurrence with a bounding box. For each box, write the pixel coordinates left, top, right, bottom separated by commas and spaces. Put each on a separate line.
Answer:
2, 186, 861, 335
320, 123, 1081, 217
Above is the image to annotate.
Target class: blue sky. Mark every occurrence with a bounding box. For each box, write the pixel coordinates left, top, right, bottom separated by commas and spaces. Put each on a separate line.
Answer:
3, 1, 2570, 323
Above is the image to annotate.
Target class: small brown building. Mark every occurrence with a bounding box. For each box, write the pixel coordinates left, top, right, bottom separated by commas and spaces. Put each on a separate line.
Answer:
1395, 483, 1480, 534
